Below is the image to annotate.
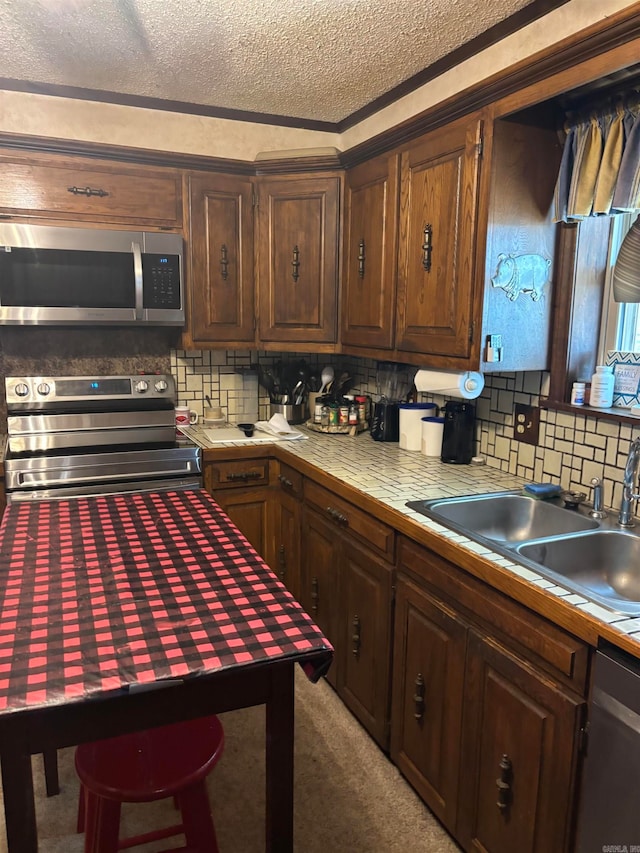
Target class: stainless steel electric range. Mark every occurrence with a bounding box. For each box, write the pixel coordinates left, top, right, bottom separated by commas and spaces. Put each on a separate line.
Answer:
3, 374, 201, 502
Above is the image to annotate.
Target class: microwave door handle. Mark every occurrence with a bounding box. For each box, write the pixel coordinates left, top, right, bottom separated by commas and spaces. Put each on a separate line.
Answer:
131, 241, 143, 320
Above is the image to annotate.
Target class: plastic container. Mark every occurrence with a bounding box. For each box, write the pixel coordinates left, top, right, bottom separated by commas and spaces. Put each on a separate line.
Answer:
590, 365, 614, 408
399, 403, 438, 451
570, 381, 585, 406
421, 416, 445, 457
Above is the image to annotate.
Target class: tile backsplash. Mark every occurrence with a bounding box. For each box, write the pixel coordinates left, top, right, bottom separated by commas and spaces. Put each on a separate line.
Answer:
172, 348, 640, 516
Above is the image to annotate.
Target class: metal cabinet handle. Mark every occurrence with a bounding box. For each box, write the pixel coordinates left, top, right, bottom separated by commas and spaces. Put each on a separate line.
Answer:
291, 245, 300, 282
422, 224, 433, 272
220, 244, 229, 280
67, 185, 109, 198
496, 754, 512, 812
358, 238, 366, 278
325, 506, 349, 526
413, 673, 425, 721
351, 615, 361, 657
226, 470, 261, 482
311, 577, 319, 614
278, 474, 294, 490
278, 544, 286, 582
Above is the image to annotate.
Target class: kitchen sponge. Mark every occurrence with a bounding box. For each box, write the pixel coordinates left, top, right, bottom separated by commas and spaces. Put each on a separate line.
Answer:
523, 482, 563, 499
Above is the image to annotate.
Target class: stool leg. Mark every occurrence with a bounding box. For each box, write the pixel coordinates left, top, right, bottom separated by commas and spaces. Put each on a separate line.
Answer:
77, 783, 86, 833
92, 796, 121, 853
179, 781, 219, 853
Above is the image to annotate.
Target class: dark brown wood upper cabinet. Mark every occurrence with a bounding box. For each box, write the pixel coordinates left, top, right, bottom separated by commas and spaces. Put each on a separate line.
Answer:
188, 173, 255, 344
395, 115, 484, 360
256, 174, 340, 345
0, 150, 183, 228
341, 153, 400, 350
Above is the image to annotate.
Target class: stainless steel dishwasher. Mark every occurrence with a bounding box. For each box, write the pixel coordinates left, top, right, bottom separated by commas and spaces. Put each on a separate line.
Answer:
577, 643, 640, 852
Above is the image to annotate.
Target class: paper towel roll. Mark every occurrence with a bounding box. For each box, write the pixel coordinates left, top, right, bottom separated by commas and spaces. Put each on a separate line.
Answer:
413, 369, 484, 400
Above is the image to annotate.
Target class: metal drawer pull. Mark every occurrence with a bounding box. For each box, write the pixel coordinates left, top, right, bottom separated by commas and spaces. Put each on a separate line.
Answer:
351, 615, 361, 657
278, 544, 286, 581
311, 577, 319, 613
358, 238, 366, 278
496, 754, 512, 812
292, 245, 300, 282
413, 673, 425, 721
422, 223, 433, 271
325, 506, 349, 526
278, 474, 294, 489
226, 470, 261, 482
67, 186, 109, 198
220, 244, 229, 280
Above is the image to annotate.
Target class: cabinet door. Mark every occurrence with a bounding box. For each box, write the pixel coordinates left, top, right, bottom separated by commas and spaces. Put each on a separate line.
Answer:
458, 630, 584, 853
189, 173, 255, 343
256, 175, 340, 344
338, 538, 394, 748
390, 576, 466, 832
300, 507, 339, 685
211, 488, 274, 569
274, 464, 303, 599
0, 152, 182, 227
396, 116, 483, 359
341, 153, 400, 350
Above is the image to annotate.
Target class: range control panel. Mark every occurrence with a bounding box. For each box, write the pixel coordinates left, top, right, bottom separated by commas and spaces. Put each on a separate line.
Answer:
5, 374, 176, 407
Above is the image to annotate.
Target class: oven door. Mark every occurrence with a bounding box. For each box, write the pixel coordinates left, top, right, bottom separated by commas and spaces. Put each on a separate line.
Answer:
4, 445, 202, 500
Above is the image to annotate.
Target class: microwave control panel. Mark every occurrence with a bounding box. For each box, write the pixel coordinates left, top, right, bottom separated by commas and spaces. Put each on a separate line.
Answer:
143, 254, 182, 309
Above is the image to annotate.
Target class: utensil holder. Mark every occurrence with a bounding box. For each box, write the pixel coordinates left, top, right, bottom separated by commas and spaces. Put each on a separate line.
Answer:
270, 403, 306, 425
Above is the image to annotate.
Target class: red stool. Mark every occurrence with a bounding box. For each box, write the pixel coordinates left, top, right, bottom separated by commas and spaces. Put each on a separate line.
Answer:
75, 715, 224, 853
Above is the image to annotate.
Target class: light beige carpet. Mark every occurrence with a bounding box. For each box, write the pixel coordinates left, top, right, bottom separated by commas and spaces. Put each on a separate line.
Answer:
0, 670, 462, 852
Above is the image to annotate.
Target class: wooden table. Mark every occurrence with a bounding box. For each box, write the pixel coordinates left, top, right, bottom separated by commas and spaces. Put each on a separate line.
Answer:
0, 489, 332, 852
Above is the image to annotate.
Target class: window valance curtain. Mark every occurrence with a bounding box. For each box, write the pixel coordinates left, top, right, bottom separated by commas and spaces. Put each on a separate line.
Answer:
553, 96, 640, 223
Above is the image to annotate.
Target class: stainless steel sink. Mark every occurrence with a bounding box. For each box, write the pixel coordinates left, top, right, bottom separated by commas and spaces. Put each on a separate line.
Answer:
408, 492, 598, 543
407, 490, 640, 616
517, 531, 640, 615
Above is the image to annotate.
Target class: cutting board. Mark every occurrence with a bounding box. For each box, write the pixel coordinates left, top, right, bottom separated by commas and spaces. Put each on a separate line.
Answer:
202, 427, 276, 444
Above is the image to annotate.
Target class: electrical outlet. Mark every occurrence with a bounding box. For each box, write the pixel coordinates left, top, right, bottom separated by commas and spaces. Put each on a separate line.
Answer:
513, 403, 540, 445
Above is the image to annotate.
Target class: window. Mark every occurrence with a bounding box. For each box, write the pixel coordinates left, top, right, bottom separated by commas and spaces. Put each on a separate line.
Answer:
599, 212, 640, 362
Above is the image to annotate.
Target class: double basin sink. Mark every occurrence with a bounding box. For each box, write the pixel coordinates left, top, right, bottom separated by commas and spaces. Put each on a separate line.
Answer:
407, 491, 640, 616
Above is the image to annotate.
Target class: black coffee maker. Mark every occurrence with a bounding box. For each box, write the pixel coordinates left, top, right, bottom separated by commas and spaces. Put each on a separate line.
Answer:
441, 401, 476, 464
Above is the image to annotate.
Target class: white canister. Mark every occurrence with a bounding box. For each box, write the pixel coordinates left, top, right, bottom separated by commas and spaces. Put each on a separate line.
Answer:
399, 403, 438, 451
421, 416, 445, 457
590, 365, 614, 408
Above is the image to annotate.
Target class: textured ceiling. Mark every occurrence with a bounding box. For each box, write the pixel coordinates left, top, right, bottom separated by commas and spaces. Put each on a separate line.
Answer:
0, 0, 536, 124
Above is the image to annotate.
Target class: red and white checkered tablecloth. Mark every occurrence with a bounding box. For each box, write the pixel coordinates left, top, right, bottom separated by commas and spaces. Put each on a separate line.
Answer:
0, 488, 332, 712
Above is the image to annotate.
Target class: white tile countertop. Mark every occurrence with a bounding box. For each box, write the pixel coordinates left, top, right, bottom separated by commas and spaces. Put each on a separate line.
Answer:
272, 427, 640, 654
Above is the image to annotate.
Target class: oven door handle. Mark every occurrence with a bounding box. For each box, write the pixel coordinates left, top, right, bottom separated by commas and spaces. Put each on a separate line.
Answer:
132, 241, 144, 321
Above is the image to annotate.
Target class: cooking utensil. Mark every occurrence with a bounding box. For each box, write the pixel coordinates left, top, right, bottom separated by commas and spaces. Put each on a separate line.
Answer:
319, 365, 334, 394
237, 423, 255, 437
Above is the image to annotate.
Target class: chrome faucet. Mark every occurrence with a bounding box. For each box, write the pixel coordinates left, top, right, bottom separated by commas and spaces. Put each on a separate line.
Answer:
618, 436, 640, 527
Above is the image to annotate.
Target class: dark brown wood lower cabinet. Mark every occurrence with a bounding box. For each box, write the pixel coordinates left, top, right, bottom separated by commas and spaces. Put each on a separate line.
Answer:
390, 576, 466, 833
458, 631, 584, 853
300, 504, 394, 745
391, 569, 585, 852
213, 487, 274, 569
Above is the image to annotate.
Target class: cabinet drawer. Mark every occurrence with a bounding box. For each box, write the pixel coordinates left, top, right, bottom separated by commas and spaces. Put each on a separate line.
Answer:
399, 537, 589, 694
276, 463, 303, 499
304, 479, 394, 561
205, 458, 270, 489
0, 155, 183, 228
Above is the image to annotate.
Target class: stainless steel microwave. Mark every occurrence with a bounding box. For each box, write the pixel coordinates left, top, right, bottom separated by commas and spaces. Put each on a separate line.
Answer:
0, 224, 184, 326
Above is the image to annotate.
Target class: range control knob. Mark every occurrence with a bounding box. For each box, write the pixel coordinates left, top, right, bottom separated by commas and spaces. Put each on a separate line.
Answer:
154, 379, 168, 393
36, 382, 51, 396
134, 380, 149, 394
14, 382, 29, 397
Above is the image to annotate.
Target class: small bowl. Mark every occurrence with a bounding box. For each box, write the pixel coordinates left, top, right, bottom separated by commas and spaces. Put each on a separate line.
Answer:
237, 423, 255, 437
